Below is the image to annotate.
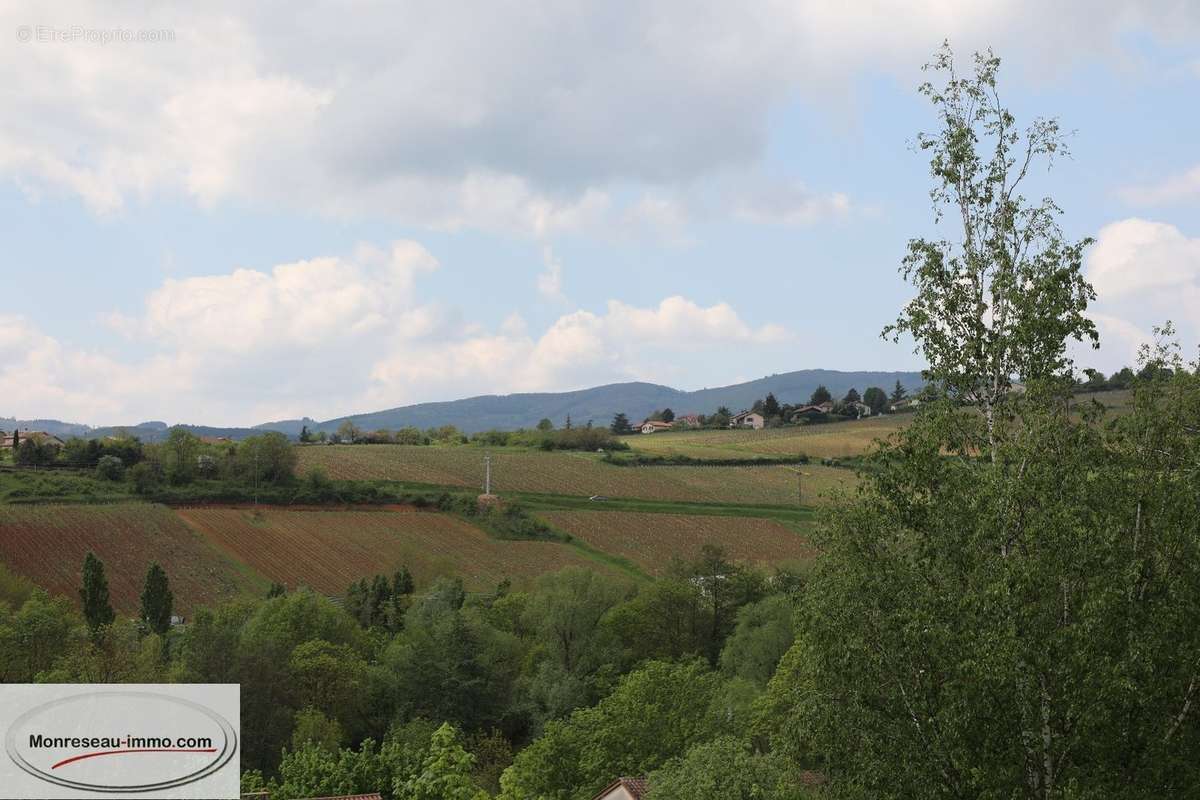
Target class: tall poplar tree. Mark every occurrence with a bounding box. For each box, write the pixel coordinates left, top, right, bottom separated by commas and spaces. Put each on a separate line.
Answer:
80, 551, 115, 635
140, 562, 174, 636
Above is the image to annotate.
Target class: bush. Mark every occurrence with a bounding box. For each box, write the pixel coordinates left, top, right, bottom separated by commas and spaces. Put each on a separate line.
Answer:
14, 438, 59, 467
301, 468, 338, 502
129, 461, 165, 494
95, 455, 125, 481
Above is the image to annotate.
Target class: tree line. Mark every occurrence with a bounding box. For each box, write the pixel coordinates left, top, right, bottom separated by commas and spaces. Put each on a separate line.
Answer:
0, 545, 812, 799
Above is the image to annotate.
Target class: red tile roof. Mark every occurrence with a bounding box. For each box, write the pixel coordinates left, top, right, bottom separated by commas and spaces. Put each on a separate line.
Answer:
593, 777, 649, 800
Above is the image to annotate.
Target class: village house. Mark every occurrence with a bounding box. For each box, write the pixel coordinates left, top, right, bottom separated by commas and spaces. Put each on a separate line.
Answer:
592, 777, 649, 800
199, 435, 233, 445
889, 398, 921, 412
0, 430, 65, 449
675, 413, 702, 428
729, 410, 765, 430
789, 401, 834, 421
639, 420, 673, 434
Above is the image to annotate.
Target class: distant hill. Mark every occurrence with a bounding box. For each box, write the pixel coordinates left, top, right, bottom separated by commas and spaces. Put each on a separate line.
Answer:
4, 369, 924, 440
267, 369, 925, 435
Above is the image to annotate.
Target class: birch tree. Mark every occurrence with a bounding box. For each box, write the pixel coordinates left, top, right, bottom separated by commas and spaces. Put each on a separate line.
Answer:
884, 43, 1098, 453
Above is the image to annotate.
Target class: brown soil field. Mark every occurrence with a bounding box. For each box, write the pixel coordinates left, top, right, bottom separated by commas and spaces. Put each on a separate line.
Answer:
0, 503, 264, 613
175, 506, 614, 593
538, 510, 815, 575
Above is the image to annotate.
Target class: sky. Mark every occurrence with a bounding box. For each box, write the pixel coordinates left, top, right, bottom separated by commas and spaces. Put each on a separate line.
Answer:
1, 1, 1198, 427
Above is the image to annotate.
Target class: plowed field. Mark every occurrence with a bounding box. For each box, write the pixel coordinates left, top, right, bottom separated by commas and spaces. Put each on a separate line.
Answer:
539, 510, 814, 575
175, 506, 612, 592
0, 503, 263, 613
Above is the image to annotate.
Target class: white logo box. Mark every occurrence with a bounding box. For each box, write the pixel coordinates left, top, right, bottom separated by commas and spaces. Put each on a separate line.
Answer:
0, 684, 239, 799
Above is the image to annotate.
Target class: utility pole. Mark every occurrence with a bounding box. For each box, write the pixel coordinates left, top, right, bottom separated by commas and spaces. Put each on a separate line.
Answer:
483, 453, 492, 495
796, 466, 810, 506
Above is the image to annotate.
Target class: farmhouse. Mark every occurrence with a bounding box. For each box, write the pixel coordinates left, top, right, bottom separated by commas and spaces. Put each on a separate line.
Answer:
0, 430, 65, 449
790, 401, 834, 421
729, 411, 765, 429
640, 420, 673, 434
675, 413, 702, 428
592, 777, 648, 800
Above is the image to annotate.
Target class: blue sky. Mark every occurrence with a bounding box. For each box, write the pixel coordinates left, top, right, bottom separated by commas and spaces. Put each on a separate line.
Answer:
1, 2, 1198, 426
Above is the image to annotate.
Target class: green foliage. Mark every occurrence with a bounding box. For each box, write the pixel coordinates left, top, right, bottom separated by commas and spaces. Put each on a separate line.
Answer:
273, 739, 388, 800
646, 736, 809, 800
862, 386, 888, 415
292, 707, 346, 753
719, 594, 796, 686
236, 432, 298, 485
336, 421, 363, 443
883, 44, 1097, 449
477, 426, 629, 452
808, 385, 831, 405
95, 454, 125, 480
15, 437, 59, 466
499, 660, 725, 800
520, 568, 631, 722
763, 393, 782, 419
610, 412, 632, 435
0, 590, 79, 682
0, 562, 37, 610
35, 618, 170, 683
129, 460, 165, 494
383, 592, 519, 735
778, 360, 1200, 797
289, 640, 368, 725
395, 723, 488, 800
233, 590, 366, 772
139, 562, 173, 636
79, 551, 114, 635
160, 427, 200, 484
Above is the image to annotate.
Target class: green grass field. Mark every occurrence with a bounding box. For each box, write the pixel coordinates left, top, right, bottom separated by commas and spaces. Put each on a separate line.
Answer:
624, 415, 912, 460
297, 444, 857, 506
619, 389, 1134, 462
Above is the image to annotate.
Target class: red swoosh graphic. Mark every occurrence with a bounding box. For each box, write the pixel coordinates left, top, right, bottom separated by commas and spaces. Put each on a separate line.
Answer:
51, 748, 218, 770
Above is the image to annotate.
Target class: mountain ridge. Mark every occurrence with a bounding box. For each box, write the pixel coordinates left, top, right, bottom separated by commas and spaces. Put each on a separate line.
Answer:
4, 368, 924, 440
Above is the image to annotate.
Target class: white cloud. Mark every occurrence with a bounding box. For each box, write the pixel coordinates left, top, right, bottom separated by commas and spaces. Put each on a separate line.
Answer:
2, 244, 794, 425
1079, 218, 1200, 371
1118, 164, 1200, 206
1, 1, 1194, 233
537, 246, 567, 303
732, 177, 852, 226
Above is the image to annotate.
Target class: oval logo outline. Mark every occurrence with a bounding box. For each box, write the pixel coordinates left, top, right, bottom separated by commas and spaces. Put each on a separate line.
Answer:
4, 690, 237, 793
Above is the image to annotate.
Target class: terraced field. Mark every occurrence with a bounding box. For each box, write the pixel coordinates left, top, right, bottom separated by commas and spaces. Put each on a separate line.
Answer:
297, 445, 855, 505
625, 415, 911, 460
176, 506, 614, 593
0, 503, 263, 613
540, 511, 814, 575
619, 390, 1132, 462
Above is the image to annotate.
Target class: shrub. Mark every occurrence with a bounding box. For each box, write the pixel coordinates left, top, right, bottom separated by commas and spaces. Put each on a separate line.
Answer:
95, 455, 125, 481
129, 461, 165, 494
